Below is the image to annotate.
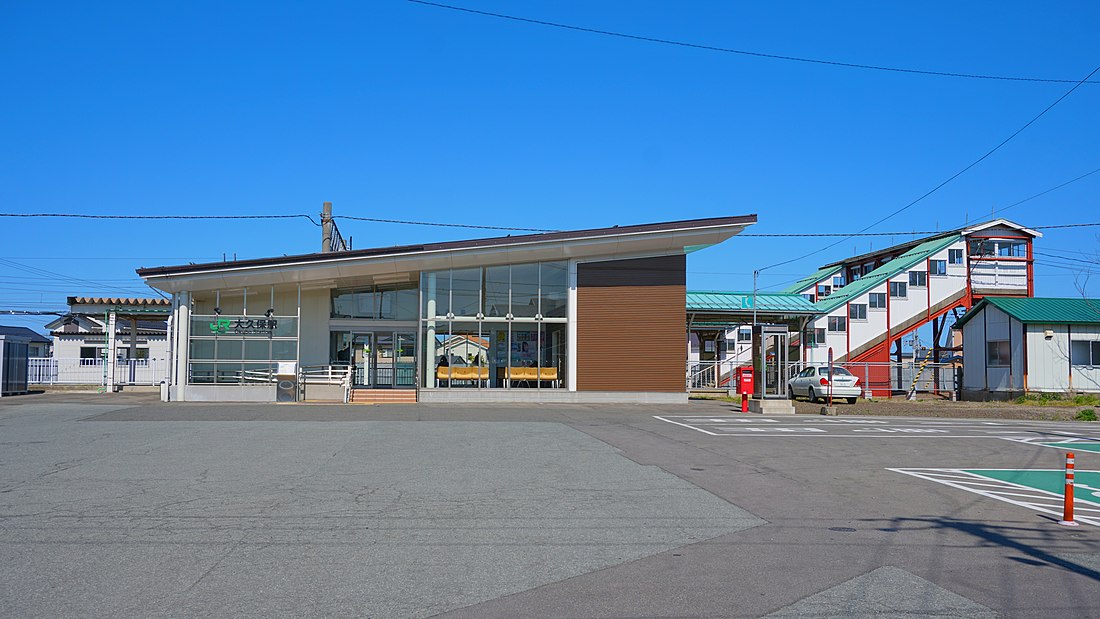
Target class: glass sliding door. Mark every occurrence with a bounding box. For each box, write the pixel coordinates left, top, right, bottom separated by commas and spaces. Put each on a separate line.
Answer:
374, 332, 395, 387
352, 333, 373, 387
395, 332, 416, 387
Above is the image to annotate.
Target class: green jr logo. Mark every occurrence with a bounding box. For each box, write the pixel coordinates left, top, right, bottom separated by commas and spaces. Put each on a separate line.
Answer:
209, 318, 231, 334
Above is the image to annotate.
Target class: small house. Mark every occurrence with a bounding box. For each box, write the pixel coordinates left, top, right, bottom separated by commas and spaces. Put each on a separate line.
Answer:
956, 297, 1100, 400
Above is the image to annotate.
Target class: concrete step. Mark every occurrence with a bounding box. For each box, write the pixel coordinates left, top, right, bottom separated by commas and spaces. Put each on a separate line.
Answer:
349, 389, 418, 404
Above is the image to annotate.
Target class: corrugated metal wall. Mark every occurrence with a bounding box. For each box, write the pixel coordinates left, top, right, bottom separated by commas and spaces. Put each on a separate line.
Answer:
576, 255, 685, 392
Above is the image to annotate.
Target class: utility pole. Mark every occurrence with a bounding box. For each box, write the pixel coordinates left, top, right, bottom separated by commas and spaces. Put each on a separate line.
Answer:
321, 201, 333, 253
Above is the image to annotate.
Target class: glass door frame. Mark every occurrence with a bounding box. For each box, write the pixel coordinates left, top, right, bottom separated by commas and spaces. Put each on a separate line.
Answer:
351, 330, 417, 389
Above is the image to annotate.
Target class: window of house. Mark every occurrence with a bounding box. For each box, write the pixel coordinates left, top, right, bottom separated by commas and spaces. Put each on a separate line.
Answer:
889, 282, 907, 298
948, 249, 964, 265
849, 304, 867, 320
832, 275, 845, 288
970, 239, 1027, 257
987, 341, 1011, 367
929, 260, 947, 276
850, 266, 862, 281
868, 292, 887, 309
909, 271, 927, 287
79, 346, 101, 359
737, 328, 752, 342
817, 284, 832, 298
827, 316, 847, 332
997, 241, 1027, 257
803, 293, 815, 303
805, 328, 826, 347
1070, 340, 1100, 366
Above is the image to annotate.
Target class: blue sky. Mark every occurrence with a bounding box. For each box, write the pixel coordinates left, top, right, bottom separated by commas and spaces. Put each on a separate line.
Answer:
2, 1, 1099, 336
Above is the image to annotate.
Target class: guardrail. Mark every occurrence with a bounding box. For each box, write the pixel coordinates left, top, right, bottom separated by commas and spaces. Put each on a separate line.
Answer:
29, 358, 167, 386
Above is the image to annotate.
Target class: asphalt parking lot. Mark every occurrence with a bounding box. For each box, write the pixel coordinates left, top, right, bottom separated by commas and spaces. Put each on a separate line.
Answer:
1, 393, 1098, 618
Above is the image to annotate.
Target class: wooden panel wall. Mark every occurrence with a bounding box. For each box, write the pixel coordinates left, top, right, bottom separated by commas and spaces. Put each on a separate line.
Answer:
576, 255, 686, 392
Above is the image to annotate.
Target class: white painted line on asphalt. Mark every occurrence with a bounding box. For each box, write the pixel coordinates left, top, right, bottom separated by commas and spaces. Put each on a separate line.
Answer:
889, 468, 1100, 527
652, 416, 721, 436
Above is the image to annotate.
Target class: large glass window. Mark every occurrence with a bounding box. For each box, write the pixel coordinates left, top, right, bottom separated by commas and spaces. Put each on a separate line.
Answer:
450, 268, 482, 317
510, 263, 540, 318
187, 315, 298, 384
540, 261, 568, 318
420, 261, 569, 389
331, 283, 417, 320
484, 266, 510, 318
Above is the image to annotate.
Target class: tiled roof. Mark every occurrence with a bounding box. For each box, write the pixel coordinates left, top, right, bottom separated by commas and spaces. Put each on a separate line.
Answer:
687, 291, 819, 314
955, 297, 1100, 327
68, 297, 171, 306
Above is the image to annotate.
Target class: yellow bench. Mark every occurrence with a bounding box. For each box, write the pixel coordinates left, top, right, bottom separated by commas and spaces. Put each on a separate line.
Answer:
505, 367, 560, 388
436, 366, 489, 387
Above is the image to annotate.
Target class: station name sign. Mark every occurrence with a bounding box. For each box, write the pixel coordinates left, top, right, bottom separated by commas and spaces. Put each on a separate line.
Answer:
209, 317, 278, 335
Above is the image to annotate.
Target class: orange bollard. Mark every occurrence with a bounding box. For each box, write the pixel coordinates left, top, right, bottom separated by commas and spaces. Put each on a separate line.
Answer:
741, 393, 749, 413
1058, 452, 1079, 527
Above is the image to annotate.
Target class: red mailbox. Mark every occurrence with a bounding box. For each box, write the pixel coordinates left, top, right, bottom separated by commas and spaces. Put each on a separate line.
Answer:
735, 366, 754, 395
734, 366, 753, 413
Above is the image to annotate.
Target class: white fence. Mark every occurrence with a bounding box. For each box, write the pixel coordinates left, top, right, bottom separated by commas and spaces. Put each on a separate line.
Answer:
28, 358, 168, 386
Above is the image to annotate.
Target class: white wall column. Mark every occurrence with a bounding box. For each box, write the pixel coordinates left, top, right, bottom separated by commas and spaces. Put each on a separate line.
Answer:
174, 291, 191, 401
567, 259, 578, 391
424, 272, 437, 388
106, 310, 117, 391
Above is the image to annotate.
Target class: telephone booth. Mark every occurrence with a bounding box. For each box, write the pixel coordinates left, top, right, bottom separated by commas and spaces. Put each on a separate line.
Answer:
752, 324, 790, 400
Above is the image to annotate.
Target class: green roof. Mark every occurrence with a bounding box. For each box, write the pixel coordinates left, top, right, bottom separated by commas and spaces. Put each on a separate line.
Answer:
781, 266, 841, 295
955, 297, 1100, 328
811, 234, 962, 313
687, 291, 819, 314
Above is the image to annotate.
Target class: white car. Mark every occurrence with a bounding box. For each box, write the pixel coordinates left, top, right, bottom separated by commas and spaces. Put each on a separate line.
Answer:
787, 366, 862, 404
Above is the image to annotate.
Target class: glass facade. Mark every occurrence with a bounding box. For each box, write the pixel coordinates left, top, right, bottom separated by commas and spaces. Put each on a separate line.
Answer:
188, 315, 298, 384
421, 261, 569, 389
331, 283, 418, 320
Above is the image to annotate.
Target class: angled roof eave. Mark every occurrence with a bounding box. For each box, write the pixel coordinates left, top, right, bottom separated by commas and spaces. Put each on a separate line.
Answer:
958, 296, 1100, 327
819, 219, 1040, 270
137, 215, 757, 293
780, 266, 842, 294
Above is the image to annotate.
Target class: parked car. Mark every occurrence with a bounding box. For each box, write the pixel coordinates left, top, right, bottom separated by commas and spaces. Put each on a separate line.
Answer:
787, 366, 861, 404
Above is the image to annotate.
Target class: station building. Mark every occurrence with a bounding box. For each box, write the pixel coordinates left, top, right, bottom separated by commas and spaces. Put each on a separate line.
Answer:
136, 215, 755, 403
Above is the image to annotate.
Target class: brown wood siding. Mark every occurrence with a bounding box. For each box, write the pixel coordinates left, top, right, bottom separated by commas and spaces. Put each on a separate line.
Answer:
576, 255, 686, 392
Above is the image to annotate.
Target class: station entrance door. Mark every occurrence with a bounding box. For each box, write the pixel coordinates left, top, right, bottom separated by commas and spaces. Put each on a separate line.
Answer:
352, 331, 416, 388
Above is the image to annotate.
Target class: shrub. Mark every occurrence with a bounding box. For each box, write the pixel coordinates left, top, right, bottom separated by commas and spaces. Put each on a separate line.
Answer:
1076, 409, 1098, 422
1039, 392, 1064, 402
1072, 394, 1100, 406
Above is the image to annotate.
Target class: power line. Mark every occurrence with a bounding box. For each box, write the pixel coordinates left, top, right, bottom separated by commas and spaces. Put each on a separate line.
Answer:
0, 213, 321, 226
0, 258, 168, 299
1032, 222, 1100, 230
408, 1, 1100, 85
752, 62, 1100, 274
991, 166, 1100, 218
